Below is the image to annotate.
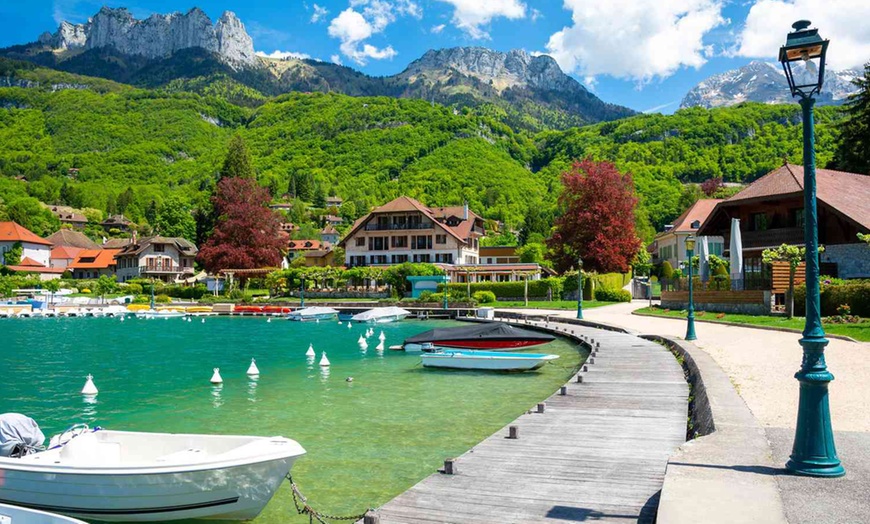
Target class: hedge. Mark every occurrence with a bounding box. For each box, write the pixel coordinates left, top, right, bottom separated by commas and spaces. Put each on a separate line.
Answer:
594, 287, 632, 302
794, 282, 870, 317
563, 272, 631, 298
439, 277, 563, 299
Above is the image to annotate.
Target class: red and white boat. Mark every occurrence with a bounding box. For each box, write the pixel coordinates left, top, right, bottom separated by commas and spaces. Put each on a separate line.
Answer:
401, 323, 555, 351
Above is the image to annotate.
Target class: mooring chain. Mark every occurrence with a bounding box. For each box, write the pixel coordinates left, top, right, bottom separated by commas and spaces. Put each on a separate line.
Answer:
286, 473, 371, 523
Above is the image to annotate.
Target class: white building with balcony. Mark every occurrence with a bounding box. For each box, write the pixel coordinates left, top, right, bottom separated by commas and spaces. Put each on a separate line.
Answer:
114, 235, 198, 283
339, 196, 485, 267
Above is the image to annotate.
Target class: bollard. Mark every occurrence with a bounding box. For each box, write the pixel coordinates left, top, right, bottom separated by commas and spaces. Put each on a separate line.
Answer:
583, 365, 588, 372
537, 402, 546, 413
589, 357, 595, 365
596, 342, 601, 349
560, 386, 567, 395
364, 510, 380, 524
443, 458, 457, 475
576, 374, 583, 383
508, 425, 519, 439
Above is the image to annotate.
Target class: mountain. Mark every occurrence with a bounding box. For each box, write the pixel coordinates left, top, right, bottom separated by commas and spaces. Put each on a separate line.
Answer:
681, 61, 860, 109
35, 7, 255, 69
0, 7, 634, 130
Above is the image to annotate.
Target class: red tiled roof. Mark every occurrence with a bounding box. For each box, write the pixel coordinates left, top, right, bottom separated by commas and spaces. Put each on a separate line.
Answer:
0, 222, 52, 246
288, 240, 325, 250
69, 249, 120, 270
6, 257, 65, 274
656, 199, 722, 238
706, 163, 870, 231
51, 245, 83, 260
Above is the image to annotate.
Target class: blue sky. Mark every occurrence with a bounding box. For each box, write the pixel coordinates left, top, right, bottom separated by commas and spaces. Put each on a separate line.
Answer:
1, 1, 867, 113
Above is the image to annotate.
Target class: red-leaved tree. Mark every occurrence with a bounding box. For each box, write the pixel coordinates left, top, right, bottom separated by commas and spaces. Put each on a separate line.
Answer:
701, 177, 723, 196
197, 177, 284, 273
547, 158, 640, 273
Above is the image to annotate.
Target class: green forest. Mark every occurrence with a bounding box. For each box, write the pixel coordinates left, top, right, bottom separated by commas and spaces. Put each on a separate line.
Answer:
0, 57, 847, 243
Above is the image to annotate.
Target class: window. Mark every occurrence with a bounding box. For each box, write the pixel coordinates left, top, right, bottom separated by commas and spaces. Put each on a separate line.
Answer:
435, 234, 447, 244
350, 256, 367, 266
487, 258, 493, 264
370, 255, 388, 265
412, 235, 432, 250
752, 213, 768, 231
153, 244, 165, 253
355, 237, 365, 247
391, 254, 409, 264
710, 242, 724, 256
391, 236, 407, 248
435, 253, 453, 264
368, 237, 388, 251
413, 254, 431, 263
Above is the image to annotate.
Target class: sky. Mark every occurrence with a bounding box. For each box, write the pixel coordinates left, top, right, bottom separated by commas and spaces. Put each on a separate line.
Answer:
1, 1, 868, 113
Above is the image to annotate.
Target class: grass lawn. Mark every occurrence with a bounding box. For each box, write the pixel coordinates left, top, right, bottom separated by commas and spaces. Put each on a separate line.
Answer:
635, 306, 870, 342
495, 300, 615, 310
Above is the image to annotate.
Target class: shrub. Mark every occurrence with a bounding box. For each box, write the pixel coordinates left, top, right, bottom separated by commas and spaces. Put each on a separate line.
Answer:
155, 294, 171, 304
472, 290, 497, 304
662, 261, 675, 279
594, 287, 632, 302
440, 277, 563, 299
716, 312, 726, 319
132, 294, 150, 304
418, 291, 434, 302
795, 282, 870, 317
125, 283, 143, 295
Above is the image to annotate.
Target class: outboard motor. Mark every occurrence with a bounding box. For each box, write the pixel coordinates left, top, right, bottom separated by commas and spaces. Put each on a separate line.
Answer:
0, 413, 45, 458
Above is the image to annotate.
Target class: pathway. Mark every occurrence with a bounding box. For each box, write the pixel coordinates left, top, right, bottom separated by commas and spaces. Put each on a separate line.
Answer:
368, 320, 688, 523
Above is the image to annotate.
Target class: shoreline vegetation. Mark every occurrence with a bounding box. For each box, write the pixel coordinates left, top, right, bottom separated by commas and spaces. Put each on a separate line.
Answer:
634, 306, 870, 342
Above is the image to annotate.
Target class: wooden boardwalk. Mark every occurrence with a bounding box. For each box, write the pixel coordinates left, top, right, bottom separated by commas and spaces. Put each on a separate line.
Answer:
367, 320, 688, 524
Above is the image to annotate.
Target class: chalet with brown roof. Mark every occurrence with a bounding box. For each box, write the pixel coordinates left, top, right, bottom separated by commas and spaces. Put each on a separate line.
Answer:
101, 214, 134, 232
288, 240, 329, 260
339, 196, 485, 267
324, 215, 344, 226
114, 236, 198, 283
47, 229, 100, 250
698, 163, 870, 279
326, 196, 343, 208
650, 199, 724, 268
46, 205, 88, 229
69, 249, 121, 279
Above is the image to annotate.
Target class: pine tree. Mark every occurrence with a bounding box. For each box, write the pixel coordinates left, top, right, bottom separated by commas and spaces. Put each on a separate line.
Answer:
219, 134, 254, 180
833, 62, 870, 174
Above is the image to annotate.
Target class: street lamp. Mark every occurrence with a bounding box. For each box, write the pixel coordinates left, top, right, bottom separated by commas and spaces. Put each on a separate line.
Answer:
576, 256, 583, 320
779, 20, 843, 478
684, 236, 697, 341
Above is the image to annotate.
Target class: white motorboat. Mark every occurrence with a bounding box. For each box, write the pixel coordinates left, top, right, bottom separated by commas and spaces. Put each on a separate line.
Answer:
103, 305, 130, 317
287, 306, 339, 322
351, 306, 411, 324
135, 309, 186, 319
0, 427, 306, 522
421, 349, 559, 371
0, 503, 88, 524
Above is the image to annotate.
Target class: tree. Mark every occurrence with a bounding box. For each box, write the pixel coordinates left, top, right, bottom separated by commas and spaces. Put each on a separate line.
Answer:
2, 242, 22, 266
93, 275, 117, 304
480, 231, 516, 247
833, 62, 870, 174
144, 199, 158, 226
155, 195, 197, 241
116, 187, 135, 214
516, 243, 548, 266
219, 134, 254, 180
701, 177, 723, 197
197, 177, 285, 273
762, 243, 806, 319
519, 207, 551, 245
547, 158, 640, 273
6, 197, 60, 236
43, 278, 60, 306
313, 184, 327, 208
858, 233, 870, 244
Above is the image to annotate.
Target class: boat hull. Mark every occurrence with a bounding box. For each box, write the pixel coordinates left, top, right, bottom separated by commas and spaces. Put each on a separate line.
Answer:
414, 338, 549, 350
0, 503, 87, 524
0, 457, 298, 521
421, 350, 559, 371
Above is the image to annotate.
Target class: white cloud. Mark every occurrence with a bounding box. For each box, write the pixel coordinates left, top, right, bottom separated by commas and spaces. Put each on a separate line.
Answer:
436, 0, 526, 39
328, 2, 415, 65
530, 8, 542, 22
311, 3, 329, 23
256, 50, 312, 60
331, 54, 343, 65
546, 0, 726, 82
734, 0, 870, 71
431, 24, 446, 34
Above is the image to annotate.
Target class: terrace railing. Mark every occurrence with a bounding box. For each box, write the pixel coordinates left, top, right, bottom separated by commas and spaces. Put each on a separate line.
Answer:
364, 222, 434, 231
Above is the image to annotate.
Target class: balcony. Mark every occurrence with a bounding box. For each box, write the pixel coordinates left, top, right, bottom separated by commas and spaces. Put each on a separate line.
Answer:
141, 264, 195, 275
727, 227, 804, 250
364, 222, 433, 231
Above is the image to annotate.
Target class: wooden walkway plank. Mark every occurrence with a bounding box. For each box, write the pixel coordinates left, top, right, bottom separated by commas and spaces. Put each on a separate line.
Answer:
365, 320, 688, 524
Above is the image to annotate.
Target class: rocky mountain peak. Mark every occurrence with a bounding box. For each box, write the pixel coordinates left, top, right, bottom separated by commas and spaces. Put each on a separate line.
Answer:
41, 6, 256, 69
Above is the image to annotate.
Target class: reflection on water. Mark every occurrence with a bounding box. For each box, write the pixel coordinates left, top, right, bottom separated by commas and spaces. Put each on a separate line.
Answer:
81, 395, 97, 424
247, 377, 258, 403
211, 385, 223, 408
319, 366, 330, 383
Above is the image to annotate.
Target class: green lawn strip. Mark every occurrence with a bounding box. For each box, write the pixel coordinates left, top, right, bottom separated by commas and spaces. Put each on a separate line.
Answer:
494, 300, 614, 310
634, 307, 870, 342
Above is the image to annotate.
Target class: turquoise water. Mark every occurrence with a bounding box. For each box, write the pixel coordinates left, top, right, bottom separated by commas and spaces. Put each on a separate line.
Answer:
0, 316, 585, 522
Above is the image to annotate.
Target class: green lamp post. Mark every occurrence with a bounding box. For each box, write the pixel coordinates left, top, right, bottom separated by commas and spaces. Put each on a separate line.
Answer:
779, 20, 844, 477
684, 236, 697, 341
576, 256, 583, 320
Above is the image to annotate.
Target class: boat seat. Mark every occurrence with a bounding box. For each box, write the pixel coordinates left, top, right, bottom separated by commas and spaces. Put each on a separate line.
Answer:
59, 432, 121, 465
155, 448, 207, 464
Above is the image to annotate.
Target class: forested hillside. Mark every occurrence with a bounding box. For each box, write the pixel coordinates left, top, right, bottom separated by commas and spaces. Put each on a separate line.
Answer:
0, 58, 845, 243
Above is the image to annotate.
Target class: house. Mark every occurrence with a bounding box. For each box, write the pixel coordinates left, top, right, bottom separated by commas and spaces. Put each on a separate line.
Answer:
0, 222, 64, 280
101, 214, 134, 232
320, 225, 340, 245
102, 238, 133, 249
326, 196, 343, 208
0, 221, 52, 267
698, 163, 870, 280
651, 199, 725, 268
47, 229, 100, 250
269, 203, 294, 212
114, 235, 198, 283
324, 215, 344, 226
288, 240, 328, 259
46, 205, 88, 229
50, 245, 83, 270
280, 222, 300, 234
69, 249, 121, 279
479, 246, 521, 265
303, 249, 336, 267
339, 196, 485, 267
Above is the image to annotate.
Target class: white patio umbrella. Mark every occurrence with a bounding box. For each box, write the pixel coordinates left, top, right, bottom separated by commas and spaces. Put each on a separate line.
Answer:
730, 218, 743, 290
699, 236, 710, 283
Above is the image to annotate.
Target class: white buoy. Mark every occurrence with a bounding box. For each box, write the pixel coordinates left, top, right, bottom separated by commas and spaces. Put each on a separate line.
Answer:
338, 321, 343, 326
360, 340, 368, 349
247, 359, 260, 377
378, 331, 386, 341
347, 323, 352, 329
357, 335, 366, 345
201, 318, 206, 323
319, 352, 331, 367
306, 344, 315, 357
81, 374, 98, 396
376, 341, 385, 351
119, 316, 125, 322
210, 368, 223, 384
316, 318, 320, 323
267, 318, 271, 323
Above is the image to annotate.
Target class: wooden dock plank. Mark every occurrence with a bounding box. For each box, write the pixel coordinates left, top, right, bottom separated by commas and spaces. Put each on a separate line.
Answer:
366, 320, 688, 524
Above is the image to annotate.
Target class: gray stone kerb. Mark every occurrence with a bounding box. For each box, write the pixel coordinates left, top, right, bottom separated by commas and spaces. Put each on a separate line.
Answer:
643, 335, 788, 524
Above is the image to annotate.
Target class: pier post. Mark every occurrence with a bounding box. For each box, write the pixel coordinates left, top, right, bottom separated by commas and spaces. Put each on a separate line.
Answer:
537, 403, 546, 413
363, 510, 380, 524
560, 386, 567, 395
577, 374, 583, 383
508, 425, 519, 439
443, 458, 457, 475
